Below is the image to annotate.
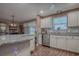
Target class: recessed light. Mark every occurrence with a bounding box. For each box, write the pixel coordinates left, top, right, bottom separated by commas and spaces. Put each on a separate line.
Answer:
40, 10, 44, 14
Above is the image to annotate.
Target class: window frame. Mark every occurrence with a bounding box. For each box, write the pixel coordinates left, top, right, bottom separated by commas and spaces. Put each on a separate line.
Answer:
52, 16, 68, 31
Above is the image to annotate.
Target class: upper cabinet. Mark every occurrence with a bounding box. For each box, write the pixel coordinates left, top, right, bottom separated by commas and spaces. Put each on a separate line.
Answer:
40, 17, 52, 28
68, 11, 79, 27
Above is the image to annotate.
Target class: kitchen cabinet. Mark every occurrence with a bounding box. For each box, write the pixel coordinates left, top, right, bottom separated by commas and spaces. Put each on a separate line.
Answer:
68, 11, 78, 26
56, 36, 67, 50
66, 36, 77, 52
38, 34, 42, 44
50, 35, 57, 48
30, 38, 35, 51
73, 37, 79, 52
41, 17, 52, 28
77, 39, 79, 53
50, 35, 79, 53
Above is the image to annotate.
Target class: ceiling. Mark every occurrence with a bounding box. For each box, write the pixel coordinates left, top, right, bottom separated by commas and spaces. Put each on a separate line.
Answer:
0, 3, 79, 22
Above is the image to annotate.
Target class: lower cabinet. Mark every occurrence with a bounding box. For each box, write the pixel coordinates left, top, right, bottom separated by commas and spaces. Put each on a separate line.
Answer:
30, 38, 35, 51
50, 35, 79, 53
66, 36, 77, 52
50, 35, 56, 48
77, 39, 79, 52
56, 36, 66, 50
73, 37, 79, 52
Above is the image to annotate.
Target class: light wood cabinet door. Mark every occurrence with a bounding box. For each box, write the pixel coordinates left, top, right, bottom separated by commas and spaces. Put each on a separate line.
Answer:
68, 12, 78, 26
50, 35, 57, 48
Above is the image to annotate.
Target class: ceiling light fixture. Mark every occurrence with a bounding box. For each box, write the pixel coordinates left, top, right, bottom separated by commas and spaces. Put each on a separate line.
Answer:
10, 15, 16, 26
40, 10, 44, 14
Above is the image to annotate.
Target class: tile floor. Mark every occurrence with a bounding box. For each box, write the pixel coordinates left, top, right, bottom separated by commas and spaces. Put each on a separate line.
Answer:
32, 45, 79, 56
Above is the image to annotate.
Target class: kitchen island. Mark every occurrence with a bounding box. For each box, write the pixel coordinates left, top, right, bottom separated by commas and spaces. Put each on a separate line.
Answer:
0, 34, 35, 56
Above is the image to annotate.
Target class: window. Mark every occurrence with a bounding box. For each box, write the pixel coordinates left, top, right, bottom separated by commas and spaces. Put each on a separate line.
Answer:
0, 23, 6, 32
29, 26, 36, 34
53, 16, 67, 30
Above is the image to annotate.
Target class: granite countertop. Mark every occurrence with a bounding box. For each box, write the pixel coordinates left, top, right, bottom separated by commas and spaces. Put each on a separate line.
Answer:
0, 34, 35, 46
49, 32, 79, 36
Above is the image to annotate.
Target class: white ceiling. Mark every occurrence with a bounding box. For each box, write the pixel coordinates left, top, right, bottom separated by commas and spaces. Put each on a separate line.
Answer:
0, 3, 79, 22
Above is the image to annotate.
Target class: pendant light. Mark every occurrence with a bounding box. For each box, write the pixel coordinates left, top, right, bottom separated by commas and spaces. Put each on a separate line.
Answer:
10, 15, 16, 26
